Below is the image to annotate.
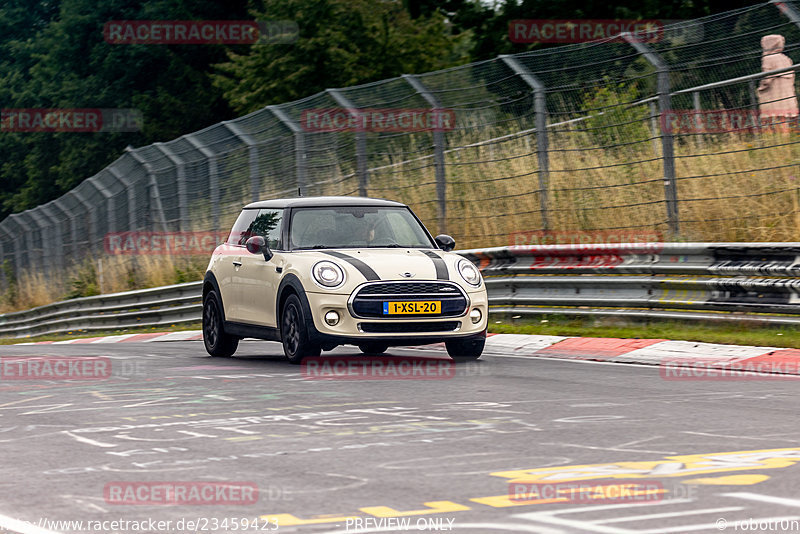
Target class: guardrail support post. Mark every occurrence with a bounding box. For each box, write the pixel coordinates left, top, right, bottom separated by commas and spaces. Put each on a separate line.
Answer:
499, 55, 550, 230
269, 106, 307, 196
222, 121, 262, 202
327, 89, 368, 196
402, 74, 448, 235
154, 143, 189, 230
183, 136, 220, 232
622, 33, 679, 236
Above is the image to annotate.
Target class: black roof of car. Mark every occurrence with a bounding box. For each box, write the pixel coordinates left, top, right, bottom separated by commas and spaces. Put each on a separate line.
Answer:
243, 196, 407, 209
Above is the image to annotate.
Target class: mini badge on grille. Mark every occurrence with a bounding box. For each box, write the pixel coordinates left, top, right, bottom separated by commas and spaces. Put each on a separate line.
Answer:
400, 272, 415, 278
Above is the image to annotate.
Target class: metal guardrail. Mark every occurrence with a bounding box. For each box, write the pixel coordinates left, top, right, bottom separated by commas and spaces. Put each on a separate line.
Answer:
0, 281, 202, 338
1, 243, 799, 338
460, 242, 800, 325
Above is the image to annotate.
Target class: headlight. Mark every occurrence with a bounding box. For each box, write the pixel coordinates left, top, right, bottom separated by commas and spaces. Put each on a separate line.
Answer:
457, 259, 482, 287
312, 261, 345, 288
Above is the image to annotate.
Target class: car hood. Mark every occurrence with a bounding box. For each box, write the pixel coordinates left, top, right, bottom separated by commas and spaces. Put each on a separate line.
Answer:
293, 248, 465, 287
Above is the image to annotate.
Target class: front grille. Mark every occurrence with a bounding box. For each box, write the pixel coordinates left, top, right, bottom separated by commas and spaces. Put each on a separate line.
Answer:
357, 282, 460, 295
360, 321, 460, 333
351, 281, 468, 318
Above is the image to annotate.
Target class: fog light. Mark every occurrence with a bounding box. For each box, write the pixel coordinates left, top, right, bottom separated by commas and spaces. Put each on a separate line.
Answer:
324, 310, 340, 326
469, 308, 482, 324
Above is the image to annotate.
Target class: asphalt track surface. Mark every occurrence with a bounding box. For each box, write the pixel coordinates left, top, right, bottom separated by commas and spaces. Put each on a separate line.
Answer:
2, 339, 800, 534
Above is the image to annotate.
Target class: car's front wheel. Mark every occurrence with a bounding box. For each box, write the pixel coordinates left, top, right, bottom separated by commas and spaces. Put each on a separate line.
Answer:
281, 294, 321, 364
445, 336, 485, 362
203, 291, 239, 357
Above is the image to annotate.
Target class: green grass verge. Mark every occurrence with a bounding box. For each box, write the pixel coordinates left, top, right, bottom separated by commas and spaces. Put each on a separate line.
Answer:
489, 314, 800, 349
0, 323, 202, 345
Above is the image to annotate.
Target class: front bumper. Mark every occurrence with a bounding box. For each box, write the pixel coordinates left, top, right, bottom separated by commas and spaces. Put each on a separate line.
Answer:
305, 286, 488, 345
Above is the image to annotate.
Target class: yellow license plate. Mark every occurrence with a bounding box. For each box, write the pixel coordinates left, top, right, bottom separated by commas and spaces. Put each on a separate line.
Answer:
383, 301, 441, 315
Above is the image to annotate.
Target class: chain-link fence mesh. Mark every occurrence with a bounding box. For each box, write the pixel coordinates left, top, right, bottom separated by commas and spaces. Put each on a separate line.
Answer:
2, 1, 800, 300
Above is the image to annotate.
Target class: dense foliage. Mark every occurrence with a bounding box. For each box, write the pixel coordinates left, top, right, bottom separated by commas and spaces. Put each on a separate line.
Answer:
0, 0, 759, 219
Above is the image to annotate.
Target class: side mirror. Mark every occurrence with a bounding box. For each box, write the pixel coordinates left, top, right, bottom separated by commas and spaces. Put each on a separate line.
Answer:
434, 234, 456, 252
245, 236, 273, 261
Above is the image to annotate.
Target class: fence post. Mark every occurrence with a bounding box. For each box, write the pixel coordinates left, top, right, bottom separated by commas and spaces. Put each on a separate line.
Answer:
87, 176, 115, 249
499, 55, 550, 230
402, 74, 448, 235
268, 106, 307, 196
41, 203, 67, 274
22, 210, 53, 275
622, 33, 679, 236
222, 121, 261, 202
773, 0, 800, 27
0, 224, 10, 289
126, 149, 168, 232
326, 89, 368, 196
154, 143, 188, 230
183, 135, 219, 232
108, 166, 137, 232
6, 215, 25, 277
71, 190, 98, 254
52, 198, 77, 263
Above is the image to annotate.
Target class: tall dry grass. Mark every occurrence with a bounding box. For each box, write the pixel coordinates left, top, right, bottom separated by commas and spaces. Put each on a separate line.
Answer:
3, 127, 799, 313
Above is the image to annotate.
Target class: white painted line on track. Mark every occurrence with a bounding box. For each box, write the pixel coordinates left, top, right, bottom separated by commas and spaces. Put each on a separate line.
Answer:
724, 492, 800, 508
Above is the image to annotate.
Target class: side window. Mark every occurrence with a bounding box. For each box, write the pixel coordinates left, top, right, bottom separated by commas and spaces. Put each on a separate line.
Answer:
226, 208, 283, 248
250, 209, 284, 250
227, 209, 259, 245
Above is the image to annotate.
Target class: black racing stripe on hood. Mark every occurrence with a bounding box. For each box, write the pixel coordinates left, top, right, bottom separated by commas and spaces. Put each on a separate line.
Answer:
323, 251, 380, 281
421, 250, 449, 280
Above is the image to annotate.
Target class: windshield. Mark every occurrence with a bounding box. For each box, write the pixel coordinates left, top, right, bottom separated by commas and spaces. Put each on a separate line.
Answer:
290, 206, 435, 250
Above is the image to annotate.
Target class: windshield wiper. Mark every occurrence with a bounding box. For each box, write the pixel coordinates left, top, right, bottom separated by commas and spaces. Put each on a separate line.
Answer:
294, 245, 329, 250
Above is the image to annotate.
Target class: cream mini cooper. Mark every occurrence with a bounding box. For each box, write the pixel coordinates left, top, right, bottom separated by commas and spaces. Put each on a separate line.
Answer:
202, 197, 488, 363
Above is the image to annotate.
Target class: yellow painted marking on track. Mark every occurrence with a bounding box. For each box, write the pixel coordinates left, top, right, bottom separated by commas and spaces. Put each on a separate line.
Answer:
260, 448, 797, 525
492, 448, 800, 483
359, 501, 470, 517
259, 514, 360, 526
470, 495, 568, 508
225, 436, 263, 442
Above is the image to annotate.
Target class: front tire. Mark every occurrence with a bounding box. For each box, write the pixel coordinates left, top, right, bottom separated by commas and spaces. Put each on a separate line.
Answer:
281, 294, 321, 364
203, 291, 239, 357
445, 336, 485, 362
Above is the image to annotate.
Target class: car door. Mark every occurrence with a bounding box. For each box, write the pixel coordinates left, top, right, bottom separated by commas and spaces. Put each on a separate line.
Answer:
236, 208, 285, 327
218, 208, 259, 323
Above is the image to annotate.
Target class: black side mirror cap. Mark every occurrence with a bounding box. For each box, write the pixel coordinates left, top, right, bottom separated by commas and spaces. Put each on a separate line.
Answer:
245, 236, 273, 261
434, 234, 456, 252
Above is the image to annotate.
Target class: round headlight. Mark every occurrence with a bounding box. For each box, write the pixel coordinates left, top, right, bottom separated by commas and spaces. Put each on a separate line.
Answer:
458, 259, 482, 287
312, 261, 345, 288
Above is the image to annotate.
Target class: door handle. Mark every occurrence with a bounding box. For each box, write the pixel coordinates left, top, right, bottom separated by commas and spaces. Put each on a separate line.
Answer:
232, 261, 242, 267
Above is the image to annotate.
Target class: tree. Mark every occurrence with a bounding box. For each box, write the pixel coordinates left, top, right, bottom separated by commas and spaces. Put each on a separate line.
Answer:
0, 0, 251, 219
212, 0, 471, 114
